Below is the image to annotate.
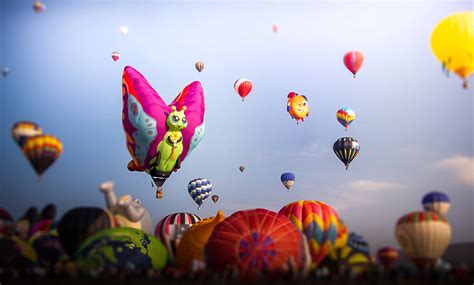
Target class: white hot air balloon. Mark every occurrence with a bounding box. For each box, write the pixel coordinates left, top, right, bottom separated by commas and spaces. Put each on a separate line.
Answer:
119, 25, 129, 36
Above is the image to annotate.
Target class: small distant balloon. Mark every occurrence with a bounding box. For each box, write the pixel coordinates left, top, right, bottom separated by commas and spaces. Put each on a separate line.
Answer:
343, 51, 364, 78
22, 134, 63, 177
111, 51, 120, 62
2, 67, 9, 78
188, 178, 212, 210
272, 24, 279, 33
280, 172, 295, 190
195, 61, 204, 72
33, 1, 45, 14
239, 165, 245, 172
119, 25, 129, 36
336, 108, 355, 131
211, 195, 219, 203
333, 137, 359, 170
234, 79, 252, 101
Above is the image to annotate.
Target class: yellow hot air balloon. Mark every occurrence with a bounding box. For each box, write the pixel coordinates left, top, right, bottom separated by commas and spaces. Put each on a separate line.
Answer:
175, 210, 224, 271
22, 135, 62, 177
431, 12, 474, 89
395, 211, 451, 271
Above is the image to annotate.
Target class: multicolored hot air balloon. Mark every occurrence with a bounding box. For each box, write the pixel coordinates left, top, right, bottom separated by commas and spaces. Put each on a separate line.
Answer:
287, 92, 309, 124
33, 1, 45, 14
347, 232, 370, 256
333, 137, 359, 170
395, 211, 451, 271
234, 79, 252, 101
195, 61, 204, 72
422, 191, 450, 216
111, 51, 120, 62
333, 220, 348, 249
377, 247, 399, 269
327, 232, 371, 274
11, 121, 43, 148
343, 51, 364, 78
22, 135, 62, 178
188, 178, 212, 209
176, 211, 225, 271
278, 200, 341, 268
239, 165, 245, 172
336, 108, 355, 131
431, 12, 474, 89
155, 212, 201, 262
280, 172, 295, 191
122, 66, 205, 198
205, 208, 306, 278
211, 195, 219, 203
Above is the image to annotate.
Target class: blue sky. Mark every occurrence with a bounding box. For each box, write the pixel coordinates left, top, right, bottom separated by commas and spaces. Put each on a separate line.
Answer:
0, 0, 473, 252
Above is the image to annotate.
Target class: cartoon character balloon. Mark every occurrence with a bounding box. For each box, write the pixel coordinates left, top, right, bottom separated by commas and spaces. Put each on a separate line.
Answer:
111, 51, 120, 62
287, 92, 309, 124
280, 172, 295, 191
234, 79, 252, 101
343, 51, 364, 78
195, 61, 204, 72
11, 121, 43, 148
22, 135, 62, 178
422, 191, 450, 216
121, 66, 205, 198
279, 200, 341, 268
431, 12, 474, 89
333, 137, 359, 170
336, 108, 355, 131
188, 178, 212, 209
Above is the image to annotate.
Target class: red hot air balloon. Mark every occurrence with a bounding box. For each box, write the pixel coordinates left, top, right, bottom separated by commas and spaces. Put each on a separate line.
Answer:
343, 51, 364, 78
234, 79, 252, 101
377, 247, 399, 269
205, 208, 306, 279
111, 52, 120, 62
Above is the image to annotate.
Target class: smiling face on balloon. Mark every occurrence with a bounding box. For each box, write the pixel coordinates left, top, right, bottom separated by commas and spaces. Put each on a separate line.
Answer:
166, 106, 188, 131
287, 92, 309, 122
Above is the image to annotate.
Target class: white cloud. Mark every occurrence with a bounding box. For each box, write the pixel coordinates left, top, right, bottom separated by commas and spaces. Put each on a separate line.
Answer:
435, 156, 474, 187
344, 180, 403, 192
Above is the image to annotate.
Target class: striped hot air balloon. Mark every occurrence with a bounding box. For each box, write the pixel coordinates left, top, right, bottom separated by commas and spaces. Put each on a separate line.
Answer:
333, 137, 359, 170
395, 211, 451, 271
234, 79, 252, 101
422, 192, 450, 216
22, 135, 62, 177
195, 61, 205, 72
154, 212, 201, 261
278, 200, 341, 268
343, 51, 364, 78
11, 121, 43, 148
336, 108, 355, 131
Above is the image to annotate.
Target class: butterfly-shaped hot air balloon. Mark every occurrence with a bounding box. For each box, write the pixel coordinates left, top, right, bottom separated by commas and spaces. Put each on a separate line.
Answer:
121, 66, 205, 199
333, 137, 359, 170
21, 135, 62, 178
343, 51, 364, 78
234, 79, 252, 101
336, 108, 355, 131
188, 178, 212, 210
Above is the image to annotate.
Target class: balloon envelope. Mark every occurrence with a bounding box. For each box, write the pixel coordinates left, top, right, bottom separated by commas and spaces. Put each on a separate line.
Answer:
343, 51, 364, 77
333, 137, 359, 170
211, 195, 219, 203
195, 61, 204, 72
22, 135, 62, 176
422, 191, 450, 216
336, 108, 355, 130
377, 247, 399, 269
188, 178, 212, 208
234, 79, 252, 101
280, 172, 295, 190
11, 121, 43, 148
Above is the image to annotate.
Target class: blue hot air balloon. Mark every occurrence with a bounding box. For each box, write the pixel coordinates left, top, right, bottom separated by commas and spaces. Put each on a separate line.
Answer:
280, 172, 295, 190
422, 191, 450, 216
188, 178, 212, 210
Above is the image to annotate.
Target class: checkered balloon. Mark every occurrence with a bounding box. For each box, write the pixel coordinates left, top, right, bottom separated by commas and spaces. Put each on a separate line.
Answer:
188, 178, 212, 209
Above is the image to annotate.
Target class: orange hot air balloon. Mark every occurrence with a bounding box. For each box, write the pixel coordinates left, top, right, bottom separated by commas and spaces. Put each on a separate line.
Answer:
343, 51, 364, 78
377, 247, 399, 269
22, 135, 62, 177
234, 79, 252, 101
175, 211, 225, 271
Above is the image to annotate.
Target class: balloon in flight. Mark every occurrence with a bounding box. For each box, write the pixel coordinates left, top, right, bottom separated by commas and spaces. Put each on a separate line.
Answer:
343, 51, 364, 78
333, 137, 359, 170
234, 79, 252, 101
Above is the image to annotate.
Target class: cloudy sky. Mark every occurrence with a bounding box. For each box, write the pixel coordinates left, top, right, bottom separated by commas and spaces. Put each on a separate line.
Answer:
0, 0, 472, 252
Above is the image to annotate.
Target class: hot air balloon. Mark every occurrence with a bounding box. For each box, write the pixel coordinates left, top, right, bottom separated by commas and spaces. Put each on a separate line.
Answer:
239, 165, 245, 172
280, 172, 295, 191
111, 51, 120, 62
211, 195, 219, 203
21, 135, 62, 178
195, 61, 204, 72
377, 247, 399, 270
347, 232, 370, 256
431, 12, 474, 89
395, 211, 451, 271
422, 191, 450, 216
205, 208, 306, 278
122, 66, 205, 198
279, 200, 341, 268
2, 67, 9, 78
234, 79, 252, 101
155, 212, 201, 262
188, 178, 212, 209
336, 108, 355, 131
333, 137, 359, 170
343, 51, 364, 78
327, 232, 371, 274
175, 211, 225, 271
11, 121, 43, 148
287, 92, 309, 124
33, 1, 45, 14
333, 220, 349, 250
119, 25, 129, 36
272, 24, 279, 33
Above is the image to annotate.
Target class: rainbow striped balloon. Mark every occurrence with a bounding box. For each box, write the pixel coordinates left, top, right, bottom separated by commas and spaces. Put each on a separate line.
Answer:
278, 200, 341, 268
336, 108, 355, 131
